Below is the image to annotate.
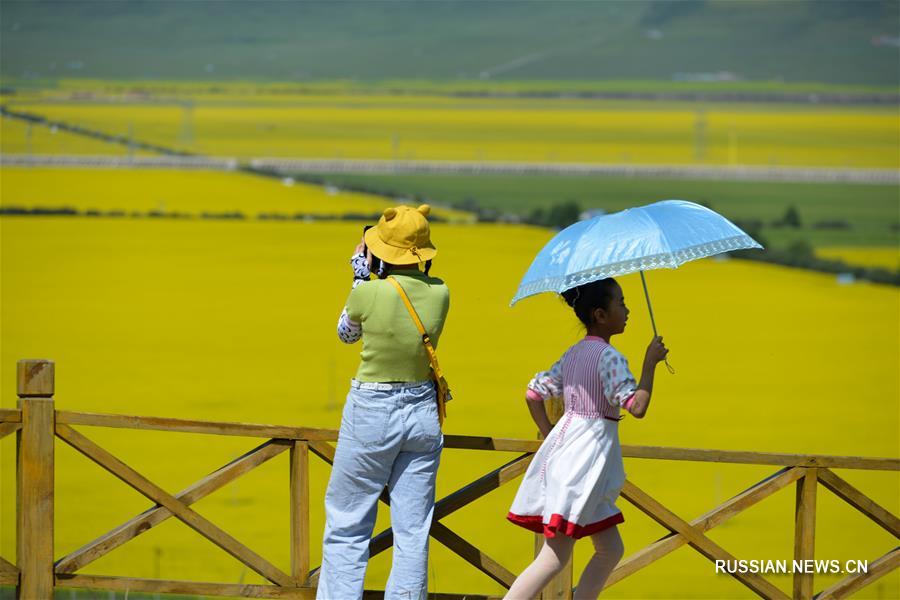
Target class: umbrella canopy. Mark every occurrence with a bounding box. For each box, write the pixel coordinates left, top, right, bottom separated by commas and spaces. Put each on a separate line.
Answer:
511, 199, 763, 306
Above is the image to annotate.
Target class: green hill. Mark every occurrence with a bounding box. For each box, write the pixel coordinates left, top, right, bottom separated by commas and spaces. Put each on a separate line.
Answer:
1, 0, 898, 86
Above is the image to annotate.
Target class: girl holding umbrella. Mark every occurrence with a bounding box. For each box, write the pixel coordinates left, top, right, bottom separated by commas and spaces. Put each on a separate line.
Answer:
505, 278, 667, 598
504, 201, 760, 597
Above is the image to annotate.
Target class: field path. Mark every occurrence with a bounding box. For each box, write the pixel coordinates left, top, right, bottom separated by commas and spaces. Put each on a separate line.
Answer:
2, 153, 897, 184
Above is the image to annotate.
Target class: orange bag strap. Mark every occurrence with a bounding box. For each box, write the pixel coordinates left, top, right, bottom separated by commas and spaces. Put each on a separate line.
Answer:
386, 276, 447, 422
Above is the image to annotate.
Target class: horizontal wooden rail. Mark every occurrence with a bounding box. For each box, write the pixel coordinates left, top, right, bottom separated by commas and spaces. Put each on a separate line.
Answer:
0, 408, 21, 423
52, 410, 900, 469
443, 434, 541, 452
55, 573, 507, 600
56, 410, 337, 440
623, 445, 900, 471
55, 574, 314, 599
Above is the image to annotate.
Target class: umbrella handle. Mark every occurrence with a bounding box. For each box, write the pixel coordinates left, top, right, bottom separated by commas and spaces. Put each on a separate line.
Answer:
640, 271, 675, 375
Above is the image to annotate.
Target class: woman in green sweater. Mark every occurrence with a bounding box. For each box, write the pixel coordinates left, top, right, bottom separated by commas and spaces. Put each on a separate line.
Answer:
318, 205, 450, 600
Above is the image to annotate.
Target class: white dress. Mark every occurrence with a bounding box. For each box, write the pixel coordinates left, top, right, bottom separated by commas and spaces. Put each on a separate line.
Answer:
507, 336, 638, 539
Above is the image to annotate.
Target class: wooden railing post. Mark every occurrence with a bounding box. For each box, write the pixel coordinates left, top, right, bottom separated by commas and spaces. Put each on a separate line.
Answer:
16, 359, 55, 600
290, 440, 310, 585
534, 396, 573, 600
793, 467, 817, 600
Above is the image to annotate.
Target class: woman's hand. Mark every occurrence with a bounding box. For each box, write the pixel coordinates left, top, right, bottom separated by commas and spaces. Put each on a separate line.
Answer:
643, 336, 669, 367
359, 236, 374, 270
351, 236, 373, 280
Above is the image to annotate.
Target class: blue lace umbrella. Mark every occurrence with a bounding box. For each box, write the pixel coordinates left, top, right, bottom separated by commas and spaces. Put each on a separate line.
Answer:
511, 200, 764, 370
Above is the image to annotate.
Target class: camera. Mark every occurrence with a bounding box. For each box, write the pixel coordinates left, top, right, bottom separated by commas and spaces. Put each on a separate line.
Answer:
362, 225, 384, 276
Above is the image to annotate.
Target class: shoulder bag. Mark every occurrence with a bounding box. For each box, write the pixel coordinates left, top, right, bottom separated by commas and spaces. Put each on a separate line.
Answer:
386, 276, 451, 426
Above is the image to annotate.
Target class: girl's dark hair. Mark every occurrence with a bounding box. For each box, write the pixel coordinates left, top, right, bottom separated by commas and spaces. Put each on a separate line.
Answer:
560, 278, 618, 327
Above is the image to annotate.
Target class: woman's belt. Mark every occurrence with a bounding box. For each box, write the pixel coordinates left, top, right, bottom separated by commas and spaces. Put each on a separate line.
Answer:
350, 379, 432, 391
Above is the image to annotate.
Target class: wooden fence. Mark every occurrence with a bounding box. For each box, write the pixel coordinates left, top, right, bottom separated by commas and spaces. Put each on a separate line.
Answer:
3, 359, 898, 599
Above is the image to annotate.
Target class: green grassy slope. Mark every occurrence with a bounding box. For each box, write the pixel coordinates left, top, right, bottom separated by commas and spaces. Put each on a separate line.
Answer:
306, 173, 900, 247
1, 0, 897, 85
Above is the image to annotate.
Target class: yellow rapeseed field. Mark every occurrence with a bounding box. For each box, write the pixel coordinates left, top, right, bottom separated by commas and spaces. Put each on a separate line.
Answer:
0, 167, 471, 222
816, 246, 900, 272
1, 216, 897, 598
0, 115, 138, 155
3, 96, 897, 168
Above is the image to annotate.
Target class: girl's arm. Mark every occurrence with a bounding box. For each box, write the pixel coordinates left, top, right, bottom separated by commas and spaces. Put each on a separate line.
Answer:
526, 399, 553, 439
627, 361, 657, 418
626, 336, 669, 418
525, 356, 564, 438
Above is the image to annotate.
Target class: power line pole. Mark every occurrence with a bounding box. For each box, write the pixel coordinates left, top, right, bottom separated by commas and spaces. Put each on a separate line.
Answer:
693, 108, 706, 163
179, 101, 194, 147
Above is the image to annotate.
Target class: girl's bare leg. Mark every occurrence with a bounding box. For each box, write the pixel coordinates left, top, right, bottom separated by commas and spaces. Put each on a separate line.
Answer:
503, 534, 576, 599
573, 526, 624, 599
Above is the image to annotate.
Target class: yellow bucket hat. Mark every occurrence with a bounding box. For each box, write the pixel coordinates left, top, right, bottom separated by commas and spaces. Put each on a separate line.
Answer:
364, 204, 437, 265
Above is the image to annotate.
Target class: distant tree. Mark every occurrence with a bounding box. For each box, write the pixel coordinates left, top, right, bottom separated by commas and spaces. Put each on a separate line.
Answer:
527, 207, 545, 226
812, 220, 851, 230
545, 200, 582, 229
454, 197, 481, 213
787, 240, 814, 261
782, 205, 802, 228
